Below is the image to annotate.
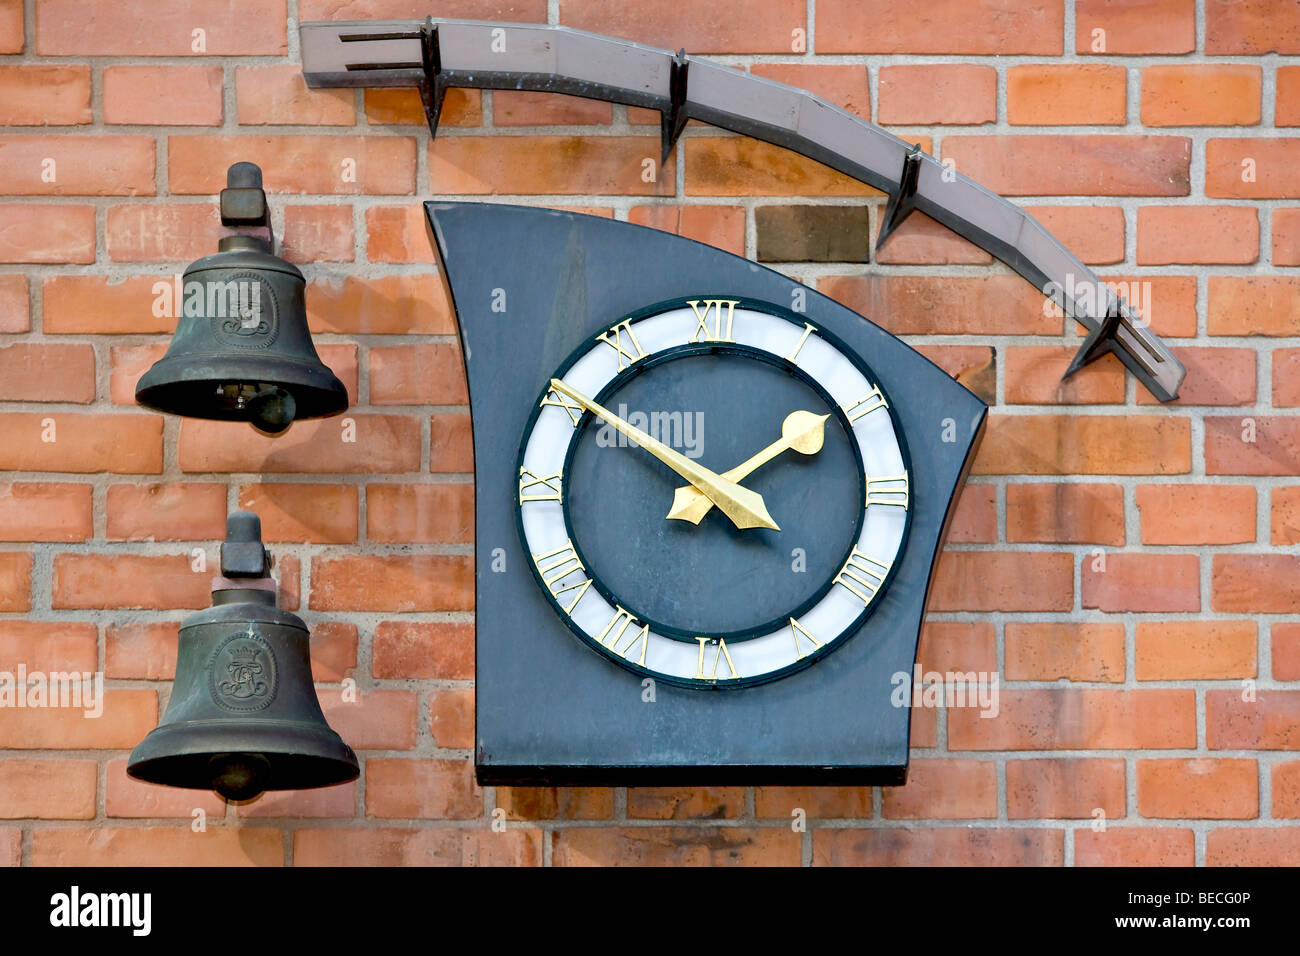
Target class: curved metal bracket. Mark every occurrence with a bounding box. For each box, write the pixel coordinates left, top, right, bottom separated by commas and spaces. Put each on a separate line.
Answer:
301, 17, 1185, 402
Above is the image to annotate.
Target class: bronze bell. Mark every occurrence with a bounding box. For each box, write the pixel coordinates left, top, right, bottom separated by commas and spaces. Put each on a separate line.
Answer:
134, 161, 348, 434
127, 511, 358, 801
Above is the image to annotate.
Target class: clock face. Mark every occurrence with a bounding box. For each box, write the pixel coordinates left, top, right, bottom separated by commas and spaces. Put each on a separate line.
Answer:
516, 297, 911, 688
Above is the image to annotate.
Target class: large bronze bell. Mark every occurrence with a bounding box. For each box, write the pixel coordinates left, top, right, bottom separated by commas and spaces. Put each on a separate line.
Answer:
128, 511, 358, 801
134, 161, 348, 434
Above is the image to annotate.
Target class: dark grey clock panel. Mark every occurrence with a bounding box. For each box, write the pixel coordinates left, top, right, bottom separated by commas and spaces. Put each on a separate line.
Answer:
425, 201, 987, 785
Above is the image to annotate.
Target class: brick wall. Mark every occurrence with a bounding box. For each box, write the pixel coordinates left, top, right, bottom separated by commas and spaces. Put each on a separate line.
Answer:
0, 0, 1297, 866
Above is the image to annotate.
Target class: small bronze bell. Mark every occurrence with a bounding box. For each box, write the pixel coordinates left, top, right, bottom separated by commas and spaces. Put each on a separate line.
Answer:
127, 511, 358, 801
134, 161, 348, 434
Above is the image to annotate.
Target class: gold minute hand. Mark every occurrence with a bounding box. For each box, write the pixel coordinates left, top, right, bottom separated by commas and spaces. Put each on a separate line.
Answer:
548, 378, 779, 531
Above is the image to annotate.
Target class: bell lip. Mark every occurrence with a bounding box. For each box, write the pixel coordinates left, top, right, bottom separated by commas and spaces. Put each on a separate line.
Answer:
134, 352, 349, 422
126, 719, 359, 793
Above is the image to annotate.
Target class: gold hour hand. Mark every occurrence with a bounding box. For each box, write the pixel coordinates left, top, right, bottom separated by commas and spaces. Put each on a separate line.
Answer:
548, 378, 779, 531
667, 410, 830, 525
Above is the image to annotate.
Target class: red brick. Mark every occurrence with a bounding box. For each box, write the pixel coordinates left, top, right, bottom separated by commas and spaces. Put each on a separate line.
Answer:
1272, 486, 1300, 545
1274, 623, 1300, 681
627, 205, 746, 258
178, 416, 420, 475
750, 64, 869, 119
53, 554, 210, 610
107, 345, 164, 405
366, 484, 473, 544
0, 202, 94, 261
882, 759, 997, 820
814, 828, 1063, 866
1213, 555, 1300, 614
561, 0, 803, 53
0, 343, 94, 401
1206, 0, 1300, 54
556, 827, 800, 866
1138, 347, 1256, 406
913, 349, 998, 397
819, 275, 1057, 336
310, 555, 473, 612
365, 758, 481, 819
1076, 0, 1195, 55
281, 205, 354, 264
493, 90, 612, 126
0, 621, 96, 673
1097, 274, 1197, 338
236, 782, 357, 819
364, 205, 436, 264
372, 622, 473, 680
930, 551, 1073, 612
236, 65, 355, 126
1137, 206, 1258, 265
1141, 65, 1261, 127
1083, 553, 1199, 613
877, 65, 996, 125
320, 690, 417, 751
105, 621, 179, 680
1075, 827, 1194, 866
106, 483, 227, 541
0, 553, 29, 612
1006, 483, 1125, 544
434, 136, 673, 196
975, 414, 1191, 475
169, 135, 415, 195
304, 622, 357, 683
43, 276, 176, 335
430, 412, 473, 472
949, 689, 1196, 750
1206, 138, 1300, 199
105, 203, 218, 262
1206, 416, 1300, 476
917, 622, 997, 674
0, 65, 90, 125
687, 137, 882, 198
0, 275, 27, 333
1005, 347, 1125, 405
1209, 276, 1300, 335
1207, 690, 1300, 749
0, 690, 155, 749
1274, 207, 1300, 262
0, 0, 19, 53
1143, 484, 1258, 546
237, 483, 358, 544
1023, 206, 1126, 266
1008, 65, 1126, 126
294, 827, 540, 866
369, 343, 467, 405
945, 483, 997, 543
627, 787, 746, 820
1273, 762, 1300, 818
103, 65, 223, 126
105, 758, 225, 818
31, 828, 282, 867
753, 786, 871, 819
819, 0, 1061, 54
1139, 759, 1258, 818
0, 483, 92, 542
37, 0, 285, 54
1004, 622, 1126, 683
363, 88, 480, 127
0, 413, 161, 473
943, 136, 1190, 197
499, 787, 614, 821
1007, 758, 1126, 819
0, 135, 154, 196
1207, 828, 1300, 866
429, 688, 473, 749
874, 213, 993, 266
308, 274, 453, 334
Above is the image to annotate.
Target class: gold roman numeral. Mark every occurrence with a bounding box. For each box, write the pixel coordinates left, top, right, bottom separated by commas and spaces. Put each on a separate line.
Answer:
539, 384, 584, 426
596, 605, 650, 667
518, 467, 563, 503
865, 473, 909, 510
596, 319, 647, 371
531, 541, 592, 614
695, 637, 738, 680
687, 298, 738, 343
842, 385, 888, 423
789, 617, 822, 660
785, 322, 817, 362
833, 548, 891, 605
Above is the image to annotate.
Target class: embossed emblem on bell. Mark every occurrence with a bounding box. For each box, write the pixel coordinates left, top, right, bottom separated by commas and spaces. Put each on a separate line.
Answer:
133, 161, 348, 435
126, 511, 358, 802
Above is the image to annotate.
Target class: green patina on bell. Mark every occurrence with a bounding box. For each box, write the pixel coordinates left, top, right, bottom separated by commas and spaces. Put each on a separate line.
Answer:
127, 511, 358, 802
134, 161, 347, 435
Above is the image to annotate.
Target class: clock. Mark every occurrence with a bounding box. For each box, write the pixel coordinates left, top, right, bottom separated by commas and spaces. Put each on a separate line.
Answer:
425, 201, 986, 785
516, 297, 911, 687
